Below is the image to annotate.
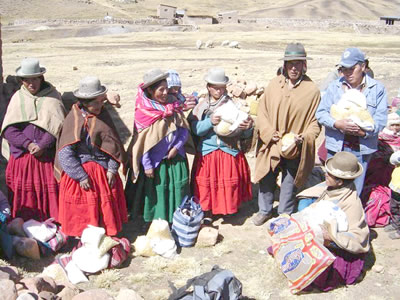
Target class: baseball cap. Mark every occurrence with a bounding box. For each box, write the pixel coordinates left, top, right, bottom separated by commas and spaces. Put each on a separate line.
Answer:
339, 47, 365, 68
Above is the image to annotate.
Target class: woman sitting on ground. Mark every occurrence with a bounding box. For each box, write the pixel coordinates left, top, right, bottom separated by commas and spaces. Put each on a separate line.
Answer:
296, 151, 370, 291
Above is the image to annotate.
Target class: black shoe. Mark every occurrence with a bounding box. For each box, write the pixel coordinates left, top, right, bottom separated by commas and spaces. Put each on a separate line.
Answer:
252, 212, 272, 226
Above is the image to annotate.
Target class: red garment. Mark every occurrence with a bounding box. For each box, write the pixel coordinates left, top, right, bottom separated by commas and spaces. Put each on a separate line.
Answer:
58, 161, 127, 237
192, 150, 252, 215
6, 153, 59, 221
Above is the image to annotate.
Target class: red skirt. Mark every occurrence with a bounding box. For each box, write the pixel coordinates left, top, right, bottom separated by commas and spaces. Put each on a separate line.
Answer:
58, 161, 127, 237
6, 153, 59, 222
192, 149, 252, 215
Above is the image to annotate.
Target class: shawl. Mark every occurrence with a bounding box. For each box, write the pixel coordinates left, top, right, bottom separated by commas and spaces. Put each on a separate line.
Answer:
254, 75, 321, 187
134, 83, 183, 132
1, 83, 65, 160
128, 89, 193, 182
54, 103, 127, 181
297, 182, 370, 254
190, 94, 253, 152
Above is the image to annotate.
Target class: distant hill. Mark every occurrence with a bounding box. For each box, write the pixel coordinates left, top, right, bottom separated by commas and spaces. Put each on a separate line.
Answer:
1, 0, 399, 24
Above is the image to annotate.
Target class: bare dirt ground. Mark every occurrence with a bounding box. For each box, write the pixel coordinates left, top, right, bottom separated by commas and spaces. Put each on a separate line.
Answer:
1, 19, 400, 300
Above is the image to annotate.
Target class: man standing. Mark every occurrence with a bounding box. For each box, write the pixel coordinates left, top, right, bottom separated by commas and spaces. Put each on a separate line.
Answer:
316, 47, 387, 195
253, 43, 321, 226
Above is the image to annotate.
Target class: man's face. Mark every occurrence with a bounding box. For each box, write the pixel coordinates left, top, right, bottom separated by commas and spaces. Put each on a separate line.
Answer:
341, 62, 365, 88
285, 60, 304, 82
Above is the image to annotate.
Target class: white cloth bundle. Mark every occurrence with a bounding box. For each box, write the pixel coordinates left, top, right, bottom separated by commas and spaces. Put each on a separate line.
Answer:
330, 89, 374, 131
213, 101, 248, 135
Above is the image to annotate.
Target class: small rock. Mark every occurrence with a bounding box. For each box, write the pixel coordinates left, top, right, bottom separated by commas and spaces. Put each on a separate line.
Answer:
16, 292, 39, 300
0, 279, 18, 300
196, 40, 203, 49
0, 270, 11, 280
196, 227, 219, 247
228, 41, 239, 48
41, 264, 68, 286
38, 291, 60, 300
72, 289, 113, 300
388, 267, 397, 276
244, 81, 257, 96
374, 282, 382, 287
20, 277, 57, 294
73, 66, 78, 71
205, 40, 214, 48
372, 264, 384, 273
116, 289, 143, 300
57, 286, 80, 300
221, 40, 230, 46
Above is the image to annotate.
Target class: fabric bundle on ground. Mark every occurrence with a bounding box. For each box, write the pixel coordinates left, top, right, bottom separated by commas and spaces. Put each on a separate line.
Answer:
267, 214, 335, 294
330, 89, 374, 132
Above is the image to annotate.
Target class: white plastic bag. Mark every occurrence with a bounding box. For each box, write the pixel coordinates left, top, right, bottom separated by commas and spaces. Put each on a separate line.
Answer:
23, 218, 57, 243
72, 247, 110, 273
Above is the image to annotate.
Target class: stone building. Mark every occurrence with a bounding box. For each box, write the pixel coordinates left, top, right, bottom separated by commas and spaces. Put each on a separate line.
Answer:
217, 10, 238, 24
157, 4, 177, 20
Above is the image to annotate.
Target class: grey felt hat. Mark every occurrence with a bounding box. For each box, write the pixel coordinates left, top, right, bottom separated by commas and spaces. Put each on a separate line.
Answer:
325, 152, 363, 180
204, 67, 229, 85
280, 43, 312, 61
73, 76, 107, 99
142, 68, 169, 89
15, 58, 46, 78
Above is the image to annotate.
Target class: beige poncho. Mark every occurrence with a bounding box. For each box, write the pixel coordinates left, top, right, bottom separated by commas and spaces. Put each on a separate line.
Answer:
254, 75, 321, 187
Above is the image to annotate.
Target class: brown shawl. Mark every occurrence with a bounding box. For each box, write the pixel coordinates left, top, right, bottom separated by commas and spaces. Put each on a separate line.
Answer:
54, 103, 127, 181
128, 110, 194, 183
254, 75, 321, 187
297, 182, 370, 254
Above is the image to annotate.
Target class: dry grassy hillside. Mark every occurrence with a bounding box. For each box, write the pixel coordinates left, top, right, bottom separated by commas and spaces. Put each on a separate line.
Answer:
1, 0, 400, 24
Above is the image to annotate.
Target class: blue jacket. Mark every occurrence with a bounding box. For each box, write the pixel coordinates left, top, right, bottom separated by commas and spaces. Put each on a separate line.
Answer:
316, 75, 388, 155
190, 115, 253, 157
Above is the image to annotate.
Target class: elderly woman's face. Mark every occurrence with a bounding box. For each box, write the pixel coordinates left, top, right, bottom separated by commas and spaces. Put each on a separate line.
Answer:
149, 81, 168, 104
82, 94, 106, 115
207, 84, 226, 100
21, 76, 42, 95
285, 60, 304, 82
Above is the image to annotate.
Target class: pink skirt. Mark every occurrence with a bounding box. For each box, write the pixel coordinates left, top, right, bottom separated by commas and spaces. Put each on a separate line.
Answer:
6, 153, 59, 221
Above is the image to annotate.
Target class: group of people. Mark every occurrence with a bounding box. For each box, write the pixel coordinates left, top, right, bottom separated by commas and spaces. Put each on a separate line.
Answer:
0, 41, 397, 293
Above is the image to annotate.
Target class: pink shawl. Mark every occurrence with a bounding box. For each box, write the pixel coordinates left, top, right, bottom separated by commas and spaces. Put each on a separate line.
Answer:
134, 83, 183, 132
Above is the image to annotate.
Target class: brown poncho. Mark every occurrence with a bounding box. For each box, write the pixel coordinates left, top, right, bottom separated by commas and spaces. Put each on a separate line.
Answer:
54, 103, 127, 181
254, 75, 321, 187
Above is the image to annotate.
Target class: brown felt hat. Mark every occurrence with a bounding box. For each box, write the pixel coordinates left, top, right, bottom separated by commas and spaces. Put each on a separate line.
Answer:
325, 151, 363, 180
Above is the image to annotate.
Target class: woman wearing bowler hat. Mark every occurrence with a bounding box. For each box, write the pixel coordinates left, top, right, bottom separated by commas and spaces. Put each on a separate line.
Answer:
127, 68, 192, 224
296, 151, 370, 291
1, 58, 65, 221
55, 76, 128, 237
189, 67, 254, 222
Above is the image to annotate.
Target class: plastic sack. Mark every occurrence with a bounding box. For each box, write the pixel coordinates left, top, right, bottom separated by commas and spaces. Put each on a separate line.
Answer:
23, 218, 57, 243
267, 214, 335, 294
171, 196, 204, 247
133, 235, 156, 257
72, 247, 110, 273
80, 225, 105, 248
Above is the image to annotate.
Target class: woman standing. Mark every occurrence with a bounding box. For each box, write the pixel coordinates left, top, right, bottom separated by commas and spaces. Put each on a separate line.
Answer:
55, 76, 127, 237
127, 69, 192, 223
1, 58, 65, 221
189, 67, 253, 220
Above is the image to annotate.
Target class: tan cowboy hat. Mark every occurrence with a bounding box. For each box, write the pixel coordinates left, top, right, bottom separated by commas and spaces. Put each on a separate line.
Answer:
15, 58, 46, 78
280, 43, 312, 61
73, 76, 107, 99
204, 67, 229, 85
142, 68, 169, 89
325, 151, 363, 180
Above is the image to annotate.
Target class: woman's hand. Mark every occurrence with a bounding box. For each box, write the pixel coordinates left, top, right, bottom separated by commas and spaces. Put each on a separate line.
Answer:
238, 117, 254, 130
334, 119, 364, 136
167, 147, 179, 160
145, 168, 154, 178
106, 171, 116, 188
294, 134, 304, 145
320, 224, 332, 246
80, 178, 91, 191
28, 143, 44, 157
183, 95, 197, 111
271, 131, 280, 142
211, 114, 221, 125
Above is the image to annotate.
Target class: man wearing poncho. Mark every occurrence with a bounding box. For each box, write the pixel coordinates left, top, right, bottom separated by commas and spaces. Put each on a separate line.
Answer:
253, 43, 321, 226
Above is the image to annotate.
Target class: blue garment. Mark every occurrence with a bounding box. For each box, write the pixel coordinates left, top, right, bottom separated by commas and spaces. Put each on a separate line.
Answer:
190, 115, 253, 157
297, 197, 317, 211
316, 75, 388, 155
